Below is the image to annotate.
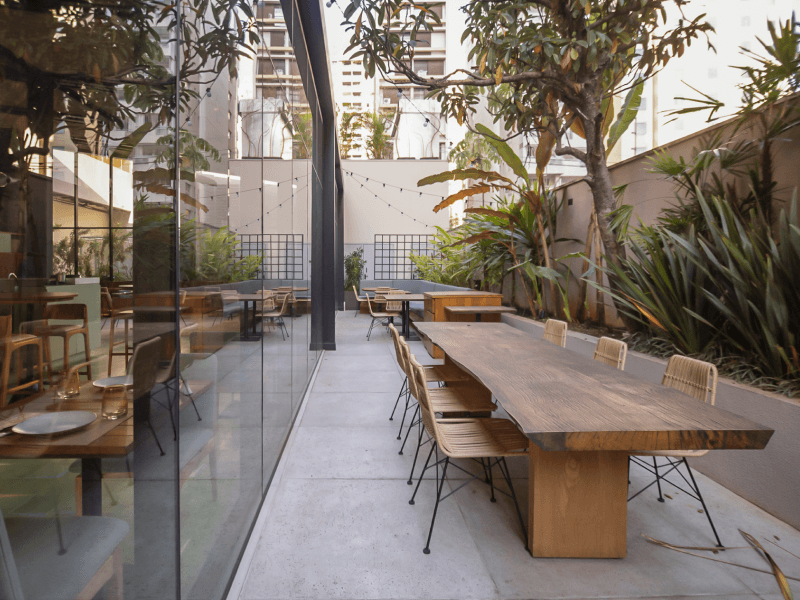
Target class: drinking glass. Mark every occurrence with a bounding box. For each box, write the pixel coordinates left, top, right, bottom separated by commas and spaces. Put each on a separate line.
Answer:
101, 385, 128, 420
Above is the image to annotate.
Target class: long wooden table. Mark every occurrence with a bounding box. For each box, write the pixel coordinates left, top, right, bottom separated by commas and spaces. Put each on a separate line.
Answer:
414, 322, 773, 558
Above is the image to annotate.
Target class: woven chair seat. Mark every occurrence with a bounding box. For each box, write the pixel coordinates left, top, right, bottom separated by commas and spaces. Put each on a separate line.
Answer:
428, 387, 496, 413
435, 417, 529, 458
424, 364, 470, 383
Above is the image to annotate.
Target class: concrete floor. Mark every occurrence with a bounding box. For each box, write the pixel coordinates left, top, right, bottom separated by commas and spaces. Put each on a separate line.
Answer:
231, 313, 800, 600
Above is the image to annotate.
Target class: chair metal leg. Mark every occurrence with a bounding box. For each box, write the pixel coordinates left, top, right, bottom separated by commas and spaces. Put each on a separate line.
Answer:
389, 377, 408, 421
410, 442, 436, 506
684, 458, 723, 547
397, 398, 415, 441
653, 457, 665, 502
147, 419, 165, 456
423, 456, 449, 554
408, 420, 425, 485
487, 458, 497, 503
398, 404, 419, 455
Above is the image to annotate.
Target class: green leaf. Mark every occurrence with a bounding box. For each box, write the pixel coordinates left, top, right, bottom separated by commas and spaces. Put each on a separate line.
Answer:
418, 167, 513, 186
606, 78, 644, 154
111, 123, 153, 160
475, 124, 529, 185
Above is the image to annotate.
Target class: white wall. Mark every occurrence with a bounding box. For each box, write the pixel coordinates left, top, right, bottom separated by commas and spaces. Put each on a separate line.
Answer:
342, 158, 452, 278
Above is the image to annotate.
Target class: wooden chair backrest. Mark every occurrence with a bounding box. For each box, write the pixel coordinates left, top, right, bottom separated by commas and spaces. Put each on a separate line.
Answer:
542, 319, 567, 348
352, 285, 362, 298
44, 303, 87, 324
276, 292, 290, 316
179, 290, 187, 305
662, 355, 718, 405
101, 287, 114, 315
592, 337, 628, 370
0, 315, 11, 340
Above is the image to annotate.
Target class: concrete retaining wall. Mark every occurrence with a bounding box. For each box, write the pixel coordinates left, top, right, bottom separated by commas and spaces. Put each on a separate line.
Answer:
501, 313, 800, 530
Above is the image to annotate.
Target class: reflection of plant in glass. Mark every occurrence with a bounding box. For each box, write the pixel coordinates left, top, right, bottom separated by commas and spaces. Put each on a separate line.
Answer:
339, 111, 362, 158
53, 228, 132, 279
195, 227, 261, 282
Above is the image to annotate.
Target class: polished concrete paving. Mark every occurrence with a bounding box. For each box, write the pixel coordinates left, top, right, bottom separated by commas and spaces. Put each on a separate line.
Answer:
232, 313, 800, 600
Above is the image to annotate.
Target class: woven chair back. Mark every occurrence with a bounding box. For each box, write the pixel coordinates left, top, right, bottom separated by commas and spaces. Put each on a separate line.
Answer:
365, 293, 380, 318
592, 337, 628, 370
397, 335, 414, 380
408, 355, 438, 440
388, 323, 403, 366
44, 303, 87, 324
662, 355, 718, 405
385, 289, 405, 312
542, 319, 567, 348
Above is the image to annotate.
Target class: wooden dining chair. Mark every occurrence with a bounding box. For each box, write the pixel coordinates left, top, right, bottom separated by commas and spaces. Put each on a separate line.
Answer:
387, 323, 470, 426
352, 286, 368, 317
0, 315, 44, 408
406, 355, 528, 554
259, 293, 290, 340
593, 337, 628, 370
542, 319, 567, 348
628, 355, 723, 547
395, 332, 495, 484
22, 303, 92, 383
364, 294, 399, 341
102, 287, 134, 376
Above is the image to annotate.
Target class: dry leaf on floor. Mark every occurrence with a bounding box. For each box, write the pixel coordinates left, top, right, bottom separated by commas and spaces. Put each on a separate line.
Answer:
740, 530, 794, 600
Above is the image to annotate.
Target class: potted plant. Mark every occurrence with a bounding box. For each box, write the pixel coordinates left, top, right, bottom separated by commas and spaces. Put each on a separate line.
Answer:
344, 247, 367, 310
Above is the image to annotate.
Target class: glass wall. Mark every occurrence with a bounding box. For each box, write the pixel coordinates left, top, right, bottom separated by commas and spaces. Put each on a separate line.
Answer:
0, 0, 328, 597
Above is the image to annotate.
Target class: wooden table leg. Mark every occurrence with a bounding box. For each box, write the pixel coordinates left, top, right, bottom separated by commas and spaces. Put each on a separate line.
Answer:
528, 442, 628, 558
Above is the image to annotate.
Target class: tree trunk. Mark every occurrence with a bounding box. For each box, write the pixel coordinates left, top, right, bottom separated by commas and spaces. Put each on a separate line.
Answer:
574, 209, 596, 322
582, 96, 638, 332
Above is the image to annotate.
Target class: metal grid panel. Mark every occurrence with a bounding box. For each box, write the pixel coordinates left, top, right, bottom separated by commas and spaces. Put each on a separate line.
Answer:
373, 234, 434, 280
238, 233, 304, 279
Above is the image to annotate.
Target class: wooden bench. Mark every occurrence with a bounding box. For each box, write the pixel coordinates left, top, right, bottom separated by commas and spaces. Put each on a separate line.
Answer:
444, 305, 516, 322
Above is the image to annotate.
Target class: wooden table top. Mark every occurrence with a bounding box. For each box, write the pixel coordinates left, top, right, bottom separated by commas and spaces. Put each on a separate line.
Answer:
0, 378, 213, 459
383, 294, 425, 301
273, 287, 308, 292
445, 305, 516, 314
0, 385, 133, 458
414, 322, 773, 453
423, 290, 502, 298
0, 291, 78, 305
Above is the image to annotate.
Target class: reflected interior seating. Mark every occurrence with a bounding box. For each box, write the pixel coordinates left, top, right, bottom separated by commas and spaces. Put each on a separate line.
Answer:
0, 506, 128, 600
628, 355, 723, 547
102, 287, 134, 376
0, 315, 44, 408
21, 303, 92, 383
542, 318, 567, 348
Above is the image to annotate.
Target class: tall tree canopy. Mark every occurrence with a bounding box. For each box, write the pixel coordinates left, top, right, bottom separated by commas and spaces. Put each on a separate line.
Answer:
343, 0, 712, 316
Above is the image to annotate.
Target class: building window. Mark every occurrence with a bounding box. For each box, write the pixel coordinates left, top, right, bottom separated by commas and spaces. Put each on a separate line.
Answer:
635, 122, 647, 136
708, 67, 718, 79
637, 97, 647, 111
257, 59, 274, 75
270, 31, 285, 46
741, 16, 751, 26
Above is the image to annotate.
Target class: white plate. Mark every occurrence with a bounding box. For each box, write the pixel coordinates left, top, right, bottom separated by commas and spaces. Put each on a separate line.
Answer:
93, 376, 132, 389
12, 411, 97, 436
